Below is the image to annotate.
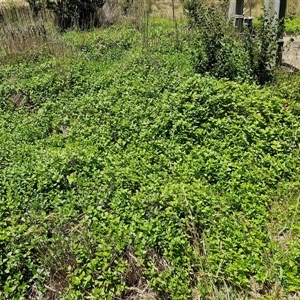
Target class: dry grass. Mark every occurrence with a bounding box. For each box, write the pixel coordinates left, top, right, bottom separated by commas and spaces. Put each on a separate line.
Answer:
150, 0, 184, 19
122, 246, 162, 300
0, 4, 74, 60
286, 0, 300, 18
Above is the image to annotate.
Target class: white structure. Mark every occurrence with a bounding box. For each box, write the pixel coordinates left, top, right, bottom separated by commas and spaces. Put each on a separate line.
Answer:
229, 0, 287, 64
264, 0, 287, 21
229, 0, 287, 24
264, 0, 281, 20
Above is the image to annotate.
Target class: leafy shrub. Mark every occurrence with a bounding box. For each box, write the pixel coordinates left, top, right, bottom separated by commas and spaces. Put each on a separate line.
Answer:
184, 0, 281, 84
27, 0, 105, 30
245, 13, 281, 84
183, 0, 251, 82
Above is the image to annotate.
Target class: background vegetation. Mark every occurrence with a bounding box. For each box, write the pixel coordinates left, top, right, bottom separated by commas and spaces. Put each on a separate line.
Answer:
1, 0, 300, 299
285, 17, 300, 35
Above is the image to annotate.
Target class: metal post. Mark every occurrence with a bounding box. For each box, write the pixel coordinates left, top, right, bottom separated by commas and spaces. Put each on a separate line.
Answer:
228, 0, 244, 32
279, 0, 287, 20
235, 0, 244, 32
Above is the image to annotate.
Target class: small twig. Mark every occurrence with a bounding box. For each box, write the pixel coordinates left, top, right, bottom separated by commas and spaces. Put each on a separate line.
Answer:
44, 284, 61, 294
126, 286, 148, 294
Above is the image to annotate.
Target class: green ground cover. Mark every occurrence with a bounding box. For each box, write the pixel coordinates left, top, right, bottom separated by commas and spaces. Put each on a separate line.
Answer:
252, 17, 300, 36
285, 17, 300, 35
1, 17, 300, 299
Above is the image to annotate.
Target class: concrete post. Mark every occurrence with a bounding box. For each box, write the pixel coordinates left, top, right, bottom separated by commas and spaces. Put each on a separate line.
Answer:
264, 0, 287, 65
264, 0, 281, 22
228, 0, 236, 22
264, 0, 287, 25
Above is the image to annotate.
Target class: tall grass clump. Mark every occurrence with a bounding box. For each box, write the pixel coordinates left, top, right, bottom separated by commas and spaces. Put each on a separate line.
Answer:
26, 0, 106, 30
0, 4, 74, 61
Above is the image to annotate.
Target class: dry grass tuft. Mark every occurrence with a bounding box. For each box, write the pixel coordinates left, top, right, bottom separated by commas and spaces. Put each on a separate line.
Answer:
0, 5, 74, 60
122, 245, 161, 300
150, 0, 183, 19
23, 216, 90, 300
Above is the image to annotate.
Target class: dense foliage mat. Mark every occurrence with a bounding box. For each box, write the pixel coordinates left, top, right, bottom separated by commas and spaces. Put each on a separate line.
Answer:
286, 17, 300, 35
1, 20, 300, 299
